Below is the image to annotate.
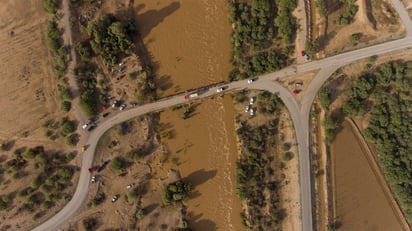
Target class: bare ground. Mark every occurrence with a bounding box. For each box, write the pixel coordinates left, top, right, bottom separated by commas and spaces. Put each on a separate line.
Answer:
314, 0, 404, 58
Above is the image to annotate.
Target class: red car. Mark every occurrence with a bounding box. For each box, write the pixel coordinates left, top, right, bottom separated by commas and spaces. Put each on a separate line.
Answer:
293, 89, 301, 94
301, 50, 305, 56
184, 95, 188, 100
88, 166, 99, 173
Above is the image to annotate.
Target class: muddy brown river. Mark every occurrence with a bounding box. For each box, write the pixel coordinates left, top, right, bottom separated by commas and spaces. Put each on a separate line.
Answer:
135, 1, 243, 230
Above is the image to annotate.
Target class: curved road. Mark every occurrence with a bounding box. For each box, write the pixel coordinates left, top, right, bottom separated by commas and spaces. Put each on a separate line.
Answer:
34, 0, 412, 230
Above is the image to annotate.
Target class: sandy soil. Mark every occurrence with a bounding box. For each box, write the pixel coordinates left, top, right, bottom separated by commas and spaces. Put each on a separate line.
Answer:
278, 110, 302, 231
314, 0, 404, 58
0, 0, 63, 139
0, 1, 85, 230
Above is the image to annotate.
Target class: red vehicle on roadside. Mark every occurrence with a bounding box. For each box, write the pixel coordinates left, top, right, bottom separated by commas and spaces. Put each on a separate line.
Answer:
88, 166, 99, 173
293, 89, 301, 94
301, 50, 305, 56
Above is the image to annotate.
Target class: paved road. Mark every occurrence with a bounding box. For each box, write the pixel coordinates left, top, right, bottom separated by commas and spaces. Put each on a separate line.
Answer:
34, 0, 412, 230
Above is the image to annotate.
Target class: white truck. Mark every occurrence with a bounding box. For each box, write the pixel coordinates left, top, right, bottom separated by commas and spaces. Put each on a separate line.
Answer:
184, 93, 199, 100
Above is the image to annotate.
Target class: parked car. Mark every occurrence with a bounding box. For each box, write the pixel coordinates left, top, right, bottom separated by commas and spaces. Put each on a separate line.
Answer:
127, 183, 135, 189
250, 97, 255, 104
245, 105, 251, 113
304, 54, 310, 61
247, 78, 256, 84
87, 124, 96, 132
301, 50, 305, 56
293, 89, 301, 94
217, 86, 227, 92
295, 82, 303, 87
91, 176, 96, 183
82, 123, 89, 129
88, 166, 98, 173
249, 108, 254, 116
81, 145, 87, 153
102, 112, 110, 118
130, 102, 137, 108
119, 104, 127, 110
112, 100, 120, 108
111, 194, 120, 203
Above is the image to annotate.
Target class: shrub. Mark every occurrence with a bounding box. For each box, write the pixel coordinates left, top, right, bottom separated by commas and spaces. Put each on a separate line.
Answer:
162, 180, 192, 205
110, 157, 126, 172
76, 41, 92, 60
60, 119, 76, 137
281, 143, 291, 151
65, 134, 77, 146
349, 33, 361, 44
61, 101, 71, 112
44, 0, 59, 14
23, 149, 37, 160
128, 190, 138, 202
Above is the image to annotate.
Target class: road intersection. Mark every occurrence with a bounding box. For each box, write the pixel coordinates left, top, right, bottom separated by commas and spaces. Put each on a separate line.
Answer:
34, 0, 412, 230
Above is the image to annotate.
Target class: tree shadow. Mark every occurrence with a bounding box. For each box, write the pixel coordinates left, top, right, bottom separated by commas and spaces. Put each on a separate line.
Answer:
144, 203, 159, 214
135, 2, 181, 39
318, 31, 337, 51
193, 219, 217, 230
183, 169, 217, 187
157, 75, 174, 91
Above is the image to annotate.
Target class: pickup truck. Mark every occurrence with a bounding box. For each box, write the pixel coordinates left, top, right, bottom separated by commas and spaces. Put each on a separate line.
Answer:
184, 93, 199, 100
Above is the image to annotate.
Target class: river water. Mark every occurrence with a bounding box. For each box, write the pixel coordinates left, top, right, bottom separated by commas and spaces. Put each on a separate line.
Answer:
134, 1, 243, 230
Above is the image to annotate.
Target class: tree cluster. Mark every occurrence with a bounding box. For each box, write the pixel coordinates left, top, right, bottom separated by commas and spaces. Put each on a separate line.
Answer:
334, 0, 358, 25
162, 180, 192, 206
227, 0, 294, 81
86, 14, 137, 65
236, 116, 284, 230
344, 61, 412, 221
1, 145, 76, 213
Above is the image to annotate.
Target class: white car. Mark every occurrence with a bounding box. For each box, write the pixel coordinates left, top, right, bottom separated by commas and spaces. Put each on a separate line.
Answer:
82, 123, 89, 129
250, 97, 255, 104
247, 79, 255, 84
304, 54, 310, 61
112, 195, 119, 203
216, 87, 224, 93
112, 100, 119, 108
249, 108, 254, 116
119, 104, 127, 110
91, 176, 96, 183
127, 183, 135, 189
245, 105, 251, 113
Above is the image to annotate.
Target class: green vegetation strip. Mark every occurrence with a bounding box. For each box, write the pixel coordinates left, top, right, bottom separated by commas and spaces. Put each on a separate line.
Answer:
343, 61, 412, 222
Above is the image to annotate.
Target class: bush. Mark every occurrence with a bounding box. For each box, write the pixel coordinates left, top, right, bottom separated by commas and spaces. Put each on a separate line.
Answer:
61, 101, 71, 112
110, 157, 126, 172
76, 41, 92, 60
128, 190, 139, 202
31, 175, 43, 189
281, 143, 291, 151
79, 89, 98, 116
60, 119, 76, 137
44, 0, 59, 14
162, 180, 192, 205
305, 40, 319, 55
65, 134, 77, 146
24, 149, 37, 160
349, 33, 361, 44
136, 208, 146, 220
